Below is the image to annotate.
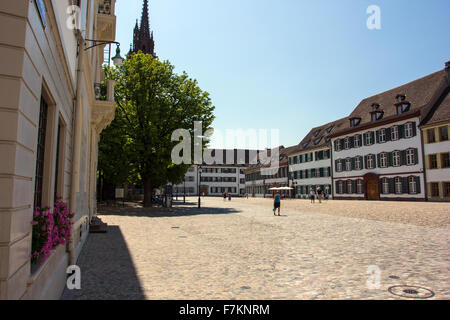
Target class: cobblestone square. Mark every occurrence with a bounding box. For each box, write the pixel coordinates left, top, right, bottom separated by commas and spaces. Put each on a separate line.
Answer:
62, 197, 450, 300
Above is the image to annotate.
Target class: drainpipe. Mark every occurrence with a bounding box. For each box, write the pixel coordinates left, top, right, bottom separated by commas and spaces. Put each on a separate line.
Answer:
68, 30, 85, 265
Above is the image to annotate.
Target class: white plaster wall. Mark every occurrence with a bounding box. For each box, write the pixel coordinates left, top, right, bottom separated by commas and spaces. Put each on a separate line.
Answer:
424, 140, 450, 155
427, 168, 450, 182
332, 118, 424, 179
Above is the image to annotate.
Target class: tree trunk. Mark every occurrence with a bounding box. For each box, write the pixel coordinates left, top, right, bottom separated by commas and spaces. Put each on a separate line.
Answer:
143, 177, 153, 207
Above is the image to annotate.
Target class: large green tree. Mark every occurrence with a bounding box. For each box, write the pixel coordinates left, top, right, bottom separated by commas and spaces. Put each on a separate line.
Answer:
100, 52, 215, 206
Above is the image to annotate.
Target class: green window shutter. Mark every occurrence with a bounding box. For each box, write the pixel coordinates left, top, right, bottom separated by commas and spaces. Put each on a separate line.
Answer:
370, 131, 375, 144
412, 122, 417, 137
415, 176, 421, 193
398, 125, 404, 139
377, 153, 381, 168
389, 178, 395, 194
385, 128, 391, 141
402, 177, 409, 194
349, 137, 354, 148
328, 167, 331, 177
376, 131, 380, 143
319, 168, 324, 177
414, 148, 419, 165
364, 155, 368, 169
351, 157, 356, 170
388, 152, 393, 167
400, 150, 407, 166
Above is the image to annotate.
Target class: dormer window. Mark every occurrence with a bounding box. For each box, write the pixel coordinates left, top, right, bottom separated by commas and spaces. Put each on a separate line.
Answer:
371, 103, 380, 111
371, 111, 384, 122
314, 137, 322, 145
396, 94, 406, 103
397, 103, 410, 115
302, 141, 310, 149
326, 126, 334, 134
350, 118, 361, 127
313, 129, 321, 137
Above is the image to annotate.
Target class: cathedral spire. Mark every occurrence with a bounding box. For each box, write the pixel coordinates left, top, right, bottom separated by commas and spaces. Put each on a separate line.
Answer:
140, 0, 151, 39
130, 0, 156, 57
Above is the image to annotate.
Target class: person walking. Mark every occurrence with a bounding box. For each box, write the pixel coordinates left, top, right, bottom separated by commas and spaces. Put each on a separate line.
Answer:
228, 193, 232, 201
317, 187, 323, 204
309, 188, 316, 204
273, 192, 281, 216
223, 192, 227, 201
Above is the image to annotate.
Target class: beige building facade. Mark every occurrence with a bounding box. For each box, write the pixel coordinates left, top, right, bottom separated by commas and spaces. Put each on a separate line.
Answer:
0, 0, 118, 299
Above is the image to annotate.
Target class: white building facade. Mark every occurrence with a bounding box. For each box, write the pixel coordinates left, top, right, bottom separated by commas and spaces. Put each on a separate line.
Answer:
288, 118, 347, 199
332, 118, 425, 200
331, 67, 449, 201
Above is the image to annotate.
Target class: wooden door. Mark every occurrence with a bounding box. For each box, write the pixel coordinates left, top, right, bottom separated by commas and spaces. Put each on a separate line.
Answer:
366, 179, 380, 200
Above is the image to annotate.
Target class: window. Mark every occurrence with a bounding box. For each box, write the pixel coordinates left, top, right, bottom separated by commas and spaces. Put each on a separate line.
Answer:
439, 126, 449, 141
371, 111, 384, 122
326, 126, 334, 134
393, 151, 401, 167
445, 182, 450, 197
344, 138, 349, 150
367, 154, 375, 169
372, 103, 380, 111
54, 119, 66, 200
335, 140, 341, 152
404, 123, 413, 138
429, 154, 438, 169
408, 177, 417, 194
367, 132, 374, 145
302, 142, 310, 149
336, 160, 342, 172
346, 158, 352, 171
355, 157, 361, 170
391, 126, 399, 141
442, 153, 450, 168
395, 177, 402, 194
406, 149, 415, 165
34, 96, 49, 209
427, 129, 436, 143
397, 95, 406, 103
397, 103, 410, 115
350, 118, 361, 127
347, 180, 353, 194
430, 182, 439, 197
313, 129, 321, 137
338, 181, 344, 194
380, 153, 387, 168
382, 178, 389, 194
314, 137, 322, 145
357, 180, 363, 194
354, 135, 361, 148
379, 129, 386, 143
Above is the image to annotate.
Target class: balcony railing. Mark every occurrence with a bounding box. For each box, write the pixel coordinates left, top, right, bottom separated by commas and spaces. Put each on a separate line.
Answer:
94, 80, 115, 102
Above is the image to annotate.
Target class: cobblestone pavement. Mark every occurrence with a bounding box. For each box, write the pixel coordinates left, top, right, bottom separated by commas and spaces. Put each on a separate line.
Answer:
62, 197, 450, 300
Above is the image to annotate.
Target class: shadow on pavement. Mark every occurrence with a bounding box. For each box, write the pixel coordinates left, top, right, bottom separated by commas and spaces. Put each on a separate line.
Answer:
97, 202, 241, 218
61, 226, 146, 300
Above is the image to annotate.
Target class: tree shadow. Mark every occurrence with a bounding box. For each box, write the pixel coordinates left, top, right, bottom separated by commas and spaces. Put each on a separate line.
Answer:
97, 202, 241, 218
60, 226, 146, 300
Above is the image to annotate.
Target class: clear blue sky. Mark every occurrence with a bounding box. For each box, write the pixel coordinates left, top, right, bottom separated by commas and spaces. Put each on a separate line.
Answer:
115, 0, 450, 149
